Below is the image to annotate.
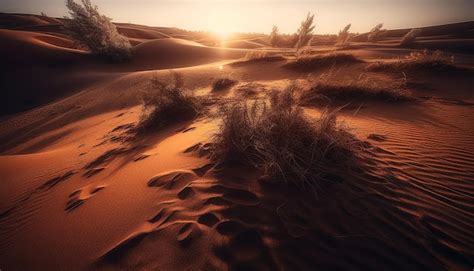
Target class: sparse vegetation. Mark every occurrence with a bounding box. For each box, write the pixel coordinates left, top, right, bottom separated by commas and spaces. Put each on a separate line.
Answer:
400, 28, 422, 47
63, 0, 131, 61
269, 25, 280, 47
337, 24, 352, 45
367, 23, 384, 42
300, 75, 413, 105
212, 78, 237, 91
230, 51, 286, 66
133, 73, 201, 135
367, 50, 462, 73
284, 53, 363, 71
295, 13, 315, 50
211, 87, 359, 191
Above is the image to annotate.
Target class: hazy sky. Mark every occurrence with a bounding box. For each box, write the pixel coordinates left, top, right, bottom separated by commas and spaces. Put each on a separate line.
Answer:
1, 0, 473, 34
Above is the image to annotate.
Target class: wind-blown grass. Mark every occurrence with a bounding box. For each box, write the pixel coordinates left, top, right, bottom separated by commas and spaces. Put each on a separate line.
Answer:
212, 78, 238, 91
284, 53, 363, 71
300, 76, 413, 105
211, 87, 359, 192
367, 50, 465, 73
133, 73, 201, 135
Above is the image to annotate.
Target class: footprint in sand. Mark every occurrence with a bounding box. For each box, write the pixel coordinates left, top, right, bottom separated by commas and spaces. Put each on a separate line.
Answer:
192, 163, 215, 177
197, 213, 220, 227
82, 167, 106, 178
177, 186, 196, 200
65, 185, 106, 212
222, 188, 260, 206
177, 223, 201, 246
147, 170, 197, 189
133, 154, 150, 162
215, 220, 245, 236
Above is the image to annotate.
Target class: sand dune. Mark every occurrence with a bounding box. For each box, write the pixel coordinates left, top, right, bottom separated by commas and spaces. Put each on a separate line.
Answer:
131, 38, 246, 69
0, 13, 473, 271
221, 39, 267, 49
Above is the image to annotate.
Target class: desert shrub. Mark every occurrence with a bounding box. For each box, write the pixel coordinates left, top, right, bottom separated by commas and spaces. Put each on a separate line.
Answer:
212, 78, 237, 91
64, 0, 131, 61
295, 46, 315, 58
245, 50, 269, 60
134, 73, 201, 135
269, 25, 280, 47
367, 50, 461, 73
300, 75, 413, 105
211, 87, 358, 191
337, 24, 352, 45
295, 13, 315, 50
284, 53, 363, 71
367, 23, 384, 42
231, 51, 286, 66
399, 29, 422, 47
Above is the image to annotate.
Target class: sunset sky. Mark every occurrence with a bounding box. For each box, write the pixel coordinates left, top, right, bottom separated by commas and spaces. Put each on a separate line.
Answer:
2, 0, 473, 34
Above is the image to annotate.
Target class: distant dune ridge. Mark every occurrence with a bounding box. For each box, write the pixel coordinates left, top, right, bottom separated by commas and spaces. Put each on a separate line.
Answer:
0, 11, 474, 271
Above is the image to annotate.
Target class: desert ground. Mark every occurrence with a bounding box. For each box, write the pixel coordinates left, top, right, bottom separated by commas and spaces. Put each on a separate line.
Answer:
0, 12, 473, 270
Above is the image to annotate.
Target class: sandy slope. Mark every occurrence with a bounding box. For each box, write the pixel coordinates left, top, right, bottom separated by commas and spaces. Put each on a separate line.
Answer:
0, 13, 473, 271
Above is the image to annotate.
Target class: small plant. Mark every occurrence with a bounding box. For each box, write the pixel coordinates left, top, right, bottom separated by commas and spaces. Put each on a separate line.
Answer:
231, 51, 286, 66
134, 73, 201, 135
212, 78, 237, 91
367, 23, 384, 42
269, 25, 280, 47
211, 87, 359, 192
337, 24, 351, 45
295, 46, 314, 58
300, 74, 413, 105
295, 13, 315, 51
284, 53, 363, 71
367, 50, 461, 73
63, 0, 132, 61
400, 28, 422, 47
245, 50, 269, 60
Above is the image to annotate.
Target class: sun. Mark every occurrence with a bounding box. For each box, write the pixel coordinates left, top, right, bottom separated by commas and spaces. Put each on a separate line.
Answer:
214, 29, 231, 41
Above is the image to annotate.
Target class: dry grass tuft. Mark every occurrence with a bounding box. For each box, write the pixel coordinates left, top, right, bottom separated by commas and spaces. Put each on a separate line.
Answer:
284, 53, 363, 71
367, 50, 464, 73
231, 51, 286, 66
212, 78, 238, 91
133, 73, 201, 135
211, 87, 359, 191
300, 74, 413, 105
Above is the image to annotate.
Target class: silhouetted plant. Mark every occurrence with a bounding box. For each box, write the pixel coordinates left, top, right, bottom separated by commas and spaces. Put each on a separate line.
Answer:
400, 28, 422, 47
134, 73, 202, 134
367, 23, 384, 42
269, 25, 280, 47
337, 24, 351, 45
64, 0, 131, 61
295, 13, 315, 50
211, 87, 359, 192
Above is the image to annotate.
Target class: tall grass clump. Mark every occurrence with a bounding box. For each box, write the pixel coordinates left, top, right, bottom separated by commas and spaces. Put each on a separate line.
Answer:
134, 73, 201, 135
269, 25, 280, 47
367, 23, 384, 42
367, 50, 461, 73
337, 24, 352, 45
284, 53, 363, 71
300, 74, 413, 105
295, 13, 315, 51
231, 51, 286, 66
399, 28, 422, 47
212, 78, 237, 91
211, 87, 358, 191
64, 0, 131, 61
